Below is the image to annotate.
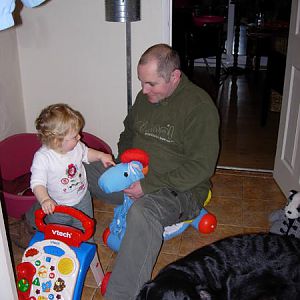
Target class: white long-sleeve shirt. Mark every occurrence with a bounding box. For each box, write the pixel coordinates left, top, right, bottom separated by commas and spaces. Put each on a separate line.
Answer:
30, 141, 89, 206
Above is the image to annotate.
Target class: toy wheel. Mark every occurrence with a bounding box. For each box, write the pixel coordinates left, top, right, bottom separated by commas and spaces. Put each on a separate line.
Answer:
102, 227, 111, 245
198, 213, 217, 234
100, 272, 111, 296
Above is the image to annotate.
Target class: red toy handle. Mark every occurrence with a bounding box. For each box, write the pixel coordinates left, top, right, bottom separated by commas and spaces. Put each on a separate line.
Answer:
35, 206, 95, 247
16, 262, 36, 300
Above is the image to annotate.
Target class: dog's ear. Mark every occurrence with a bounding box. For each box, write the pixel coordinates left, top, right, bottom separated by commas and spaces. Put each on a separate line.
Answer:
136, 286, 148, 299
136, 282, 156, 300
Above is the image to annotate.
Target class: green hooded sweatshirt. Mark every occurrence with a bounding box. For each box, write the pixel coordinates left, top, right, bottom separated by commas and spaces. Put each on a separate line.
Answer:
118, 73, 220, 206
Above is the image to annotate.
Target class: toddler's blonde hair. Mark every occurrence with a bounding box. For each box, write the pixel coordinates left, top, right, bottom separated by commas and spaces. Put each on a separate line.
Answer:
35, 103, 85, 148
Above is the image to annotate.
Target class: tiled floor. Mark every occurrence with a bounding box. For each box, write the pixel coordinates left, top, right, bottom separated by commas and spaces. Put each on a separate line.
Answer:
8, 169, 286, 299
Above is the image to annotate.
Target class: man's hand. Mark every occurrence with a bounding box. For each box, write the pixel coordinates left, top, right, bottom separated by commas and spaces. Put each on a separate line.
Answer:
124, 181, 144, 200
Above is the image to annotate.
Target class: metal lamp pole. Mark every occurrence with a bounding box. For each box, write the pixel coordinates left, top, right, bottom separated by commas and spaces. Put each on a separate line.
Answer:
105, 0, 141, 113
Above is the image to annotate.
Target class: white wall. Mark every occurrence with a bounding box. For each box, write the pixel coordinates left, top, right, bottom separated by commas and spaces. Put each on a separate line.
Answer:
0, 28, 26, 141
0, 1, 170, 294
16, 0, 170, 155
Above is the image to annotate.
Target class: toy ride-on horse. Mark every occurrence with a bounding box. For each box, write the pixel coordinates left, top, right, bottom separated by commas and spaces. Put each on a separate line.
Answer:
98, 148, 217, 253
16, 206, 104, 300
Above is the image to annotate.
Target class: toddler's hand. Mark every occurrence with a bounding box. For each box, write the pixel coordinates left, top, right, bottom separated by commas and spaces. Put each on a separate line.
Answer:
101, 153, 115, 168
41, 198, 56, 215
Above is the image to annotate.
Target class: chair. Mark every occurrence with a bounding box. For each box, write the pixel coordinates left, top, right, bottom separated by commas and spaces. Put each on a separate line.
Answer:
173, 4, 226, 81
184, 15, 226, 82
0, 133, 41, 219
81, 131, 112, 154
0, 132, 112, 219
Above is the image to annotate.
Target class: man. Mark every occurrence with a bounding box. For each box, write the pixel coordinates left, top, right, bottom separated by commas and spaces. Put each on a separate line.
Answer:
85, 43, 219, 299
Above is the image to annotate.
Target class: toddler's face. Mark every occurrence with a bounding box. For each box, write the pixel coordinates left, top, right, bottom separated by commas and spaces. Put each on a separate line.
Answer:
60, 131, 80, 153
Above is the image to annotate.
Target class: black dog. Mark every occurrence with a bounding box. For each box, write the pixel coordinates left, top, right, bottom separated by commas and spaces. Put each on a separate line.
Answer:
136, 233, 300, 300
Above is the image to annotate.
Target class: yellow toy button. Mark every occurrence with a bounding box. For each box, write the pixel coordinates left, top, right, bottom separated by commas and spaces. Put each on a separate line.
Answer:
57, 257, 74, 275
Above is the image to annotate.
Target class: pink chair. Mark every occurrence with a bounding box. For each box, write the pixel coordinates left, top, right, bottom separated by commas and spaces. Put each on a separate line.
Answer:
0, 133, 41, 219
81, 131, 112, 155
0, 132, 112, 219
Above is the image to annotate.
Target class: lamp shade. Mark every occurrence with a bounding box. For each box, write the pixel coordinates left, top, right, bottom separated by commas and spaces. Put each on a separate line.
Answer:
105, 0, 141, 22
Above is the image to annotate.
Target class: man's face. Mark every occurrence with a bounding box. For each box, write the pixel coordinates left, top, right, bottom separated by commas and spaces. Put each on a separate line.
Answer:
137, 61, 179, 104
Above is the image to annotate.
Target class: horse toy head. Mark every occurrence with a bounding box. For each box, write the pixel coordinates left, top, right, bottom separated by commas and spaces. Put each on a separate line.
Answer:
98, 148, 149, 194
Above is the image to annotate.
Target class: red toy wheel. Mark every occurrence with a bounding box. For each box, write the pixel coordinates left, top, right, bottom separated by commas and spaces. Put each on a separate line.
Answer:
101, 272, 111, 296
102, 227, 111, 245
198, 213, 217, 234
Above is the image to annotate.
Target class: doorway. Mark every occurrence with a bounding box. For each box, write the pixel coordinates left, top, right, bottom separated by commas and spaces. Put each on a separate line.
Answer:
171, 0, 291, 171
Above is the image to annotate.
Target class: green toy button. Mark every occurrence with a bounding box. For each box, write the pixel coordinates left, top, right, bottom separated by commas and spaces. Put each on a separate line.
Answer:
33, 277, 40, 286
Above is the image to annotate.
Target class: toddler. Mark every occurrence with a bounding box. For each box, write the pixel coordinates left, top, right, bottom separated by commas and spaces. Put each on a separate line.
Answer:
26, 103, 114, 235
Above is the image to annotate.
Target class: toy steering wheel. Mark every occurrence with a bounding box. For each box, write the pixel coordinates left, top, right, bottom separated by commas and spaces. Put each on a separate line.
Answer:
35, 206, 95, 247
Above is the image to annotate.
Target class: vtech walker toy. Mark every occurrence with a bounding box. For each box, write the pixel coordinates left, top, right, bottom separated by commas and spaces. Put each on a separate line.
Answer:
16, 206, 104, 300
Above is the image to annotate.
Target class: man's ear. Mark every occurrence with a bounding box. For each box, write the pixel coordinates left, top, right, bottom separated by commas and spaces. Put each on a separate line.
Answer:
172, 69, 181, 82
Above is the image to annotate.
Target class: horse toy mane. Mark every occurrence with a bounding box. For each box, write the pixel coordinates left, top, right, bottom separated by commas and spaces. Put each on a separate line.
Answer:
98, 148, 217, 252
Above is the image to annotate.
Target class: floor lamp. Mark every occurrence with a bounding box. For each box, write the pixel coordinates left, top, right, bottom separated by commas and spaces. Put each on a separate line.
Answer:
105, 0, 141, 113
